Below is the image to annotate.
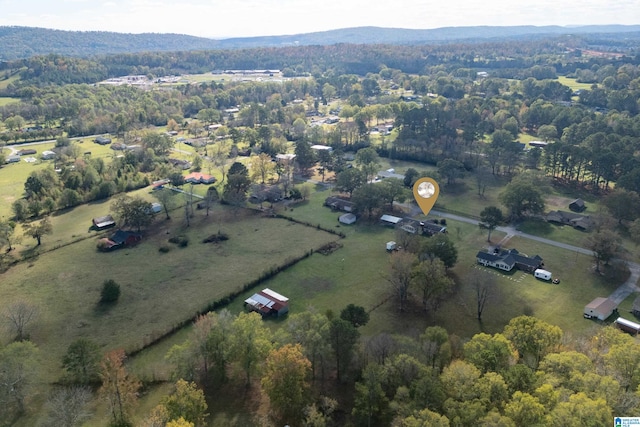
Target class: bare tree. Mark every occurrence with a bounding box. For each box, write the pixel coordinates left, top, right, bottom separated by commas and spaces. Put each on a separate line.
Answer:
364, 333, 397, 365
387, 251, 417, 311
43, 386, 92, 427
4, 301, 39, 341
470, 274, 493, 321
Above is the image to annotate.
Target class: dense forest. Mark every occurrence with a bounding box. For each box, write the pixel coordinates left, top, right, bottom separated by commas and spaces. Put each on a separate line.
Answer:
1, 25, 639, 61
2, 31, 640, 426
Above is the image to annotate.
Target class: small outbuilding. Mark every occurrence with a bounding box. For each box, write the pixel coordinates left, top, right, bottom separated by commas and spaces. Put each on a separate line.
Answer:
244, 288, 289, 318
386, 241, 397, 251
92, 215, 116, 230
380, 214, 403, 226
41, 150, 56, 160
339, 213, 357, 225
615, 317, 640, 335
569, 198, 586, 212
584, 297, 617, 321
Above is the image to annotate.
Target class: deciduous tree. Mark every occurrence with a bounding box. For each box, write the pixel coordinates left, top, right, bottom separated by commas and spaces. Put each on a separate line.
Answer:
229, 312, 272, 386
499, 180, 545, 220
503, 316, 562, 369
463, 333, 517, 374
161, 379, 208, 427
24, 216, 53, 246
99, 349, 141, 427
335, 168, 365, 197
261, 344, 312, 420
280, 310, 331, 380
4, 300, 39, 341
62, 339, 101, 384
388, 251, 417, 312
329, 318, 359, 382
411, 257, 454, 313
44, 386, 93, 427
480, 206, 504, 242
586, 229, 620, 273
111, 195, 153, 231
0, 341, 40, 417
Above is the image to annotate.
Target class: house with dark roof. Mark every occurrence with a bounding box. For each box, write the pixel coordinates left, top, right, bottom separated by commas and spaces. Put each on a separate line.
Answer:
476, 248, 543, 273
98, 230, 142, 251
569, 198, 586, 212
546, 210, 592, 231
398, 218, 447, 236
324, 196, 355, 213
476, 251, 515, 271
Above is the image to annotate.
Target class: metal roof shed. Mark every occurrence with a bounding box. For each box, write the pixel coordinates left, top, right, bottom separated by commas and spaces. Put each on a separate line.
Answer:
584, 297, 617, 321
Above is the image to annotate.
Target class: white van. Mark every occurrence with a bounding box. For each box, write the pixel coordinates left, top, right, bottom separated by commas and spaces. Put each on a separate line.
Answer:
534, 269, 552, 281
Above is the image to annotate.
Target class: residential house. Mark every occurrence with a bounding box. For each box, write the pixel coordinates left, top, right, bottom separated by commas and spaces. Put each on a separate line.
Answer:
476, 248, 543, 273
397, 218, 447, 236
324, 196, 355, 213
17, 149, 37, 156
184, 172, 216, 184
546, 210, 592, 231
5, 155, 20, 163
244, 288, 289, 318
476, 251, 516, 271
94, 136, 112, 145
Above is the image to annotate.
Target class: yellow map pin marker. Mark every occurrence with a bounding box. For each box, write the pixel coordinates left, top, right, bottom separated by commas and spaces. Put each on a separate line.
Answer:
412, 177, 440, 216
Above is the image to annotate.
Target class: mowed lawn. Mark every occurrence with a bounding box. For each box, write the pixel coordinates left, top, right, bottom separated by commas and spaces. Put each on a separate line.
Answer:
0, 205, 339, 380
0, 138, 117, 218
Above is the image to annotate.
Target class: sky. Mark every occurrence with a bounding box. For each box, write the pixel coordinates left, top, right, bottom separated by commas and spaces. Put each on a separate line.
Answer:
0, 0, 638, 39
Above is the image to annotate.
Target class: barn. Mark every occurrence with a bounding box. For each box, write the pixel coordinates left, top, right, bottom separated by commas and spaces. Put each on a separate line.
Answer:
244, 288, 289, 318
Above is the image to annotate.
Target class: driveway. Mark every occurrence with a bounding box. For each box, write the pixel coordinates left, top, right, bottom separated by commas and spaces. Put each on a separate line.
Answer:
408, 206, 640, 304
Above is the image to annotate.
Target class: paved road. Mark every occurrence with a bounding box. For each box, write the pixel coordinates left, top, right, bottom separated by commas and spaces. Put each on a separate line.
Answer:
422, 208, 640, 304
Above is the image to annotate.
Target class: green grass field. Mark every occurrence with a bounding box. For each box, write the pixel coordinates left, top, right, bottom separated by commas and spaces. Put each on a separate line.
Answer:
0, 97, 19, 106
0, 206, 338, 376
557, 76, 595, 91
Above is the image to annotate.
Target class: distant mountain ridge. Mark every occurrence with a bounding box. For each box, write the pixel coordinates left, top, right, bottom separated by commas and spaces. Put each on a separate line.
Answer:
1, 24, 639, 61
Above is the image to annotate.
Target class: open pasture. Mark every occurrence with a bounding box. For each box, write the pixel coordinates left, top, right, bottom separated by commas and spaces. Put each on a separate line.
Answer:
0, 205, 339, 378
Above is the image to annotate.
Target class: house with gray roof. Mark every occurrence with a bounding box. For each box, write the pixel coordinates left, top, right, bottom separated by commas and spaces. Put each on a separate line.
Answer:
476, 248, 543, 273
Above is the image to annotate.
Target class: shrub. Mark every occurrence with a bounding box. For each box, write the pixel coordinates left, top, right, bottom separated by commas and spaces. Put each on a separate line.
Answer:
168, 235, 189, 247
158, 245, 170, 253
100, 279, 121, 304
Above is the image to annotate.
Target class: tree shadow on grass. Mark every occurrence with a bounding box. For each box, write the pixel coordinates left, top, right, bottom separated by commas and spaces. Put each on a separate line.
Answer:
518, 218, 554, 236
